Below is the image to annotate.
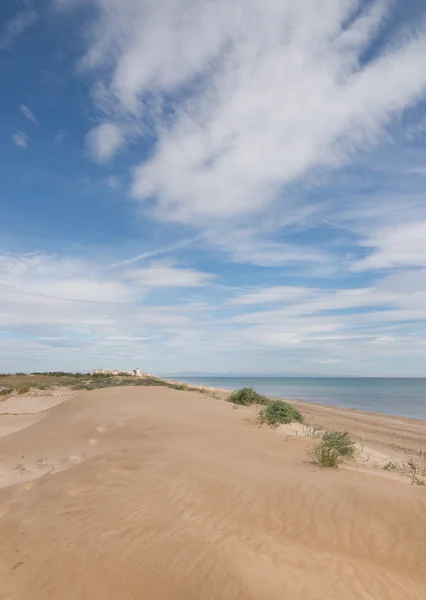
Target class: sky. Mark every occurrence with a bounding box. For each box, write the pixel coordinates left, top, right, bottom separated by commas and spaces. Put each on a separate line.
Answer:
2, 0, 426, 376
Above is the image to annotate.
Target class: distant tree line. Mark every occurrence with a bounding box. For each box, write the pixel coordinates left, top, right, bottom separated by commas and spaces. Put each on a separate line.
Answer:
30, 372, 90, 377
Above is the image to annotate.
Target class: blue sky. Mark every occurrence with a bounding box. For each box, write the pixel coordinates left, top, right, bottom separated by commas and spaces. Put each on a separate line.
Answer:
2, 0, 426, 375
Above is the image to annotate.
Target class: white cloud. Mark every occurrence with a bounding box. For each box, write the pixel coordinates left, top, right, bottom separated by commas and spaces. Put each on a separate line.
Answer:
2, 252, 426, 374
61, 0, 426, 225
405, 117, 426, 141
20, 104, 38, 125
352, 220, 426, 270
0, 253, 136, 304
107, 175, 120, 188
209, 228, 330, 268
0, 9, 38, 49
87, 122, 125, 163
125, 260, 214, 287
12, 132, 28, 148
55, 130, 66, 143
229, 286, 314, 305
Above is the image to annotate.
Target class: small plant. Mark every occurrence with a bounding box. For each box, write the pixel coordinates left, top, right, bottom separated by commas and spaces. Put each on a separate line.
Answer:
0, 387, 13, 397
382, 460, 400, 471
308, 442, 342, 468
176, 383, 188, 391
307, 429, 356, 468
17, 386, 31, 395
258, 400, 304, 428
306, 424, 324, 438
228, 387, 268, 406
72, 383, 93, 391
406, 450, 426, 486
321, 430, 356, 459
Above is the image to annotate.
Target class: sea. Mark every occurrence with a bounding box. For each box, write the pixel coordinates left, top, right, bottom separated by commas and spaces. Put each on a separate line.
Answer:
171, 377, 426, 420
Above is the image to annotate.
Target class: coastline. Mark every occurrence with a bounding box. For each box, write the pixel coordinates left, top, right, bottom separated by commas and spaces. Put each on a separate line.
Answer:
171, 378, 426, 456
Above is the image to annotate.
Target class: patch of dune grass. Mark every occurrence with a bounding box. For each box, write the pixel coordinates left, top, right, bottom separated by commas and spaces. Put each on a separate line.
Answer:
16, 385, 31, 395
259, 400, 304, 428
308, 429, 356, 468
0, 387, 13, 397
228, 387, 268, 406
407, 450, 426, 486
321, 430, 356, 459
308, 442, 343, 468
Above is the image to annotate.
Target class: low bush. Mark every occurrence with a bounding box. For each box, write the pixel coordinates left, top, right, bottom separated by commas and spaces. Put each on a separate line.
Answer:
172, 383, 188, 391
259, 400, 304, 428
407, 450, 426, 486
321, 430, 356, 459
72, 383, 93, 391
0, 387, 13, 396
308, 441, 343, 468
308, 429, 356, 468
17, 386, 31, 395
228, 387, 268, 406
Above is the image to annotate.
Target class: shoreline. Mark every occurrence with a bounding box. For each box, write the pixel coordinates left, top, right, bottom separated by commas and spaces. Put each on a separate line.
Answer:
171, 376, 426, 423
170, 378, 426, 456
171, 378, 426, 427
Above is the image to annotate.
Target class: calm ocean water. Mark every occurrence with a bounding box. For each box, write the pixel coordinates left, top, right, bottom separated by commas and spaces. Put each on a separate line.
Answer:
175, 377, 426, 420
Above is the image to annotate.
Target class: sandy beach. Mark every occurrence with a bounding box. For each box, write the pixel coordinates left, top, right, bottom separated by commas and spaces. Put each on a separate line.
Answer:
1, 385, 425, 599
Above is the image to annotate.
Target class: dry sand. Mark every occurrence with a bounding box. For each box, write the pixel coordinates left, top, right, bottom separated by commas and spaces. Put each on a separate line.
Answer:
0, 386, 425, 599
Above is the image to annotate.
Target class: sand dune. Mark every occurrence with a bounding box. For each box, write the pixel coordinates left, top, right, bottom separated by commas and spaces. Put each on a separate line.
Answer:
1, 386, 425, 599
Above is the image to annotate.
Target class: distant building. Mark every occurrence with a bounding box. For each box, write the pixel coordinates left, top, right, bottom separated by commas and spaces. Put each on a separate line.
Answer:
92, 368, 155, 377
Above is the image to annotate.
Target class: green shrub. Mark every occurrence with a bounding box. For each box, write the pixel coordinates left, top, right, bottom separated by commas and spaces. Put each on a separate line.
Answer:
259, 400, 304, 428
173, 383, 188, 391
72, 383, 93, 391
0, 387, 13, 396
407, 450, 426, 486
228, 387, 268, 406
382, 460, 400, 471
17, 386, 31, 395
308, 441, 343, 468
307, 429, 356, 468
321, 430, 356, 459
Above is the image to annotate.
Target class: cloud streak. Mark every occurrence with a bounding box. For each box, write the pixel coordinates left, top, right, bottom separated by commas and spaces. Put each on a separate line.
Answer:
12, 132, 28, 148
0, 9, 38, 49
20, 105, 38, 125
64, 0, 426, 228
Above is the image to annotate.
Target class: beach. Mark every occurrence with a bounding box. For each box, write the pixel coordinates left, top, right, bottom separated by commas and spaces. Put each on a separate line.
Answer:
1, 384, 425, 599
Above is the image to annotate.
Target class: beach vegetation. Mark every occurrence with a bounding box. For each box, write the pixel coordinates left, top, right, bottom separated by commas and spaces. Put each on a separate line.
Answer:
228, 387, 268, 406
308, 429, 356, 468
258, 399, 304, 428
17, 385, 31, 395
321, 430, 356, 459
382, 460, 400, 471
173, 383, 188, 391
407, 450, 426, 486
306, 423, 324, 438
0, 387, 13, 396
308, 442, 342, 468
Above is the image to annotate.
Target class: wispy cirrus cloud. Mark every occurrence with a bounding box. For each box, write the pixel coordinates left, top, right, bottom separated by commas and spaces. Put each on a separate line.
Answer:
87, 122, 125, 163
0, 9, 38, 49
58, 0, 426, 229
20, 104, 38, 125
352, 220, 426, 271
124, 260, 215, 288
2, 250, 426, 374
12, 132, 28, 148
